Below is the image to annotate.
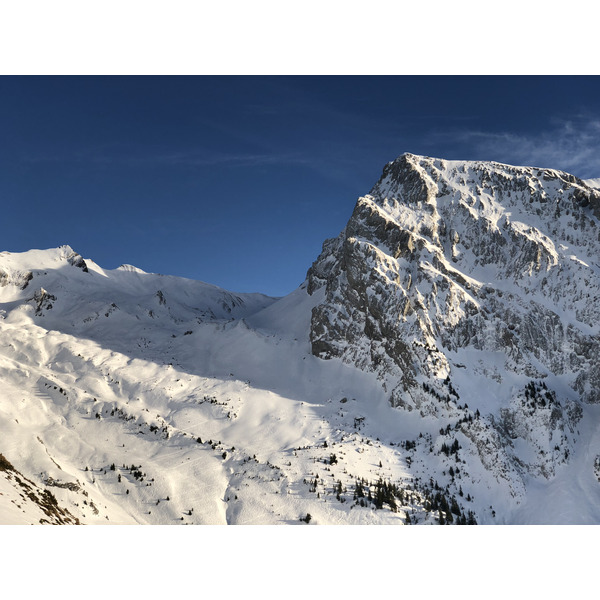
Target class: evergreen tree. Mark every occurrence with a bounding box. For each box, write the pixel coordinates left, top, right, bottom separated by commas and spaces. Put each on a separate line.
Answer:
450, 497, 461, 516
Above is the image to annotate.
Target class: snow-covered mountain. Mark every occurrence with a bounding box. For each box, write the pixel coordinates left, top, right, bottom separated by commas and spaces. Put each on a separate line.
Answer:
3, 153, 600, 525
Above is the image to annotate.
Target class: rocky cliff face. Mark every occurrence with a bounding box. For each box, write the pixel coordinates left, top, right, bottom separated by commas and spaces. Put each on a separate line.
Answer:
307, 153, 600, 405
306, 153, 600, 499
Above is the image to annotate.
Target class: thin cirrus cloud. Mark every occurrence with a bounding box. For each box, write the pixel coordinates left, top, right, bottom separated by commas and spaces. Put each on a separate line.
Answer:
20, 145, 315, 170
121, 150, 315, 169
441, 117, 600, 178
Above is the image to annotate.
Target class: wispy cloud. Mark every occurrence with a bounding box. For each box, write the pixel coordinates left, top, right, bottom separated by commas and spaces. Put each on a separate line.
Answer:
435, 116, 600, 178
20, 145, 315, 170
136, 151, 314, 168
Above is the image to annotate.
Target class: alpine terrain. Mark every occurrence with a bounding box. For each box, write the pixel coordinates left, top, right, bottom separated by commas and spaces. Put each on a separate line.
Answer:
2, 152, 600, 525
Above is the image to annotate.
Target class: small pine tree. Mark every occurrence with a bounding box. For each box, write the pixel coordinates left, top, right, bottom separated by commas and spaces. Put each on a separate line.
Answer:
450, 497, 461, 516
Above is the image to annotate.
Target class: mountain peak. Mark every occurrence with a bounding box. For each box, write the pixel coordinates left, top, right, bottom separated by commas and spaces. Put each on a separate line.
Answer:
309, 153, 600, 400
369, 153, 600, 219
116, 264, 148, 274
0, 246, 89, 287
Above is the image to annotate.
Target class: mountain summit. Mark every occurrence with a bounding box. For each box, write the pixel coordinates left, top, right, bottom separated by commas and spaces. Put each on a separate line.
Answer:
309, 152, 600, 401
2, 154, 600, 525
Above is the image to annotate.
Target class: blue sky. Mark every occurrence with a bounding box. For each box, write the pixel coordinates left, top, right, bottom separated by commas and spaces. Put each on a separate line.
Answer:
2, 75, 600, 296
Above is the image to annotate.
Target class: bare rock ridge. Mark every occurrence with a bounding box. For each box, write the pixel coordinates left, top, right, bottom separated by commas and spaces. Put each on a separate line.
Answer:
0, 453, 79, 524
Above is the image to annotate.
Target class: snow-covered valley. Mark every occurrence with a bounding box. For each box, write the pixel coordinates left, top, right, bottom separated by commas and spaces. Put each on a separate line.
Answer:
3, 153, 600, 525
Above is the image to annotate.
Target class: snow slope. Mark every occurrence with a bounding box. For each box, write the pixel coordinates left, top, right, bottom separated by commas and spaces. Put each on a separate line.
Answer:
0, 246, 436, 524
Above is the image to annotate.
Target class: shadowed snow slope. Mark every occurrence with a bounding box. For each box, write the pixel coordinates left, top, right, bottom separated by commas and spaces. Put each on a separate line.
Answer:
2, 153, 600, 524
